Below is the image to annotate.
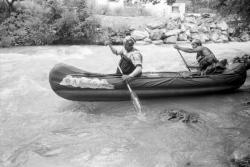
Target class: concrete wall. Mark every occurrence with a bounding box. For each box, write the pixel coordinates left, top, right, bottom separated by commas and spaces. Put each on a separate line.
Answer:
144, 3, 185, 18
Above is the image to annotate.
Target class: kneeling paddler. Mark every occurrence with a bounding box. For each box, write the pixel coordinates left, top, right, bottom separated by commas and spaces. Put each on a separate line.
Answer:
107, 36, 143, 81
174, 39, 227, 75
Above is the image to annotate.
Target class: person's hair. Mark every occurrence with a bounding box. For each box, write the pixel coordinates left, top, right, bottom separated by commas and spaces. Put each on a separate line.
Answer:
192, 39, 202, 46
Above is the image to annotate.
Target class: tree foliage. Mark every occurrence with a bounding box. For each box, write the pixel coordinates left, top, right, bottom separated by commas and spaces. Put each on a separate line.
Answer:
214, 0, 250, 24
0, 0, 100, 47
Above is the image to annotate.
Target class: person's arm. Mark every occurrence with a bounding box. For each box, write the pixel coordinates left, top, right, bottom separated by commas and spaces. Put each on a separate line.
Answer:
122, 51, 143, 81
122, 66, 142, 81
108, 43, 120, 56
174, 44, 202, 53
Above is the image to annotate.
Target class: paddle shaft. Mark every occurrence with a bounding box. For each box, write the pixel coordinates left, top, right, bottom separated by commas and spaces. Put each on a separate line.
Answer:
177, 49, 191, 72
117, 66, 133, 93
117, 65, 142, 113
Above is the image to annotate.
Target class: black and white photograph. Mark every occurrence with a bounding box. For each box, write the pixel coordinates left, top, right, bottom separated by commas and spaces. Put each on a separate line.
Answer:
0, 0, 250, 166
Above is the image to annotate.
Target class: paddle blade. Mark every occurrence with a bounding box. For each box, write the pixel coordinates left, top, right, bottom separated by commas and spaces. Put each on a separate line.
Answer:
131, 91, 142, 113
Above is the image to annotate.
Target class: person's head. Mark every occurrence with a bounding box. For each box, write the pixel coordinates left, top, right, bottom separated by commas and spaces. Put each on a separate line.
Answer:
123, 36, 136, 52
191, 39, 202, 49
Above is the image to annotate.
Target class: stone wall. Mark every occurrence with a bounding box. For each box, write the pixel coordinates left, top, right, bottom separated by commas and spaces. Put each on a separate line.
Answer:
95, 14, 250, 45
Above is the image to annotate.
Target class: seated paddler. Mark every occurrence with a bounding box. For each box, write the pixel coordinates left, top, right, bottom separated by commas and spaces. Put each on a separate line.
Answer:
107, 36, 143, 81
174, 39, 227, 75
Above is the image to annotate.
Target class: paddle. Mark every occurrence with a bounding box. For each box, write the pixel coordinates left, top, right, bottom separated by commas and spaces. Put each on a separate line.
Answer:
117, 65, 142, 114
176, 49, 191, 72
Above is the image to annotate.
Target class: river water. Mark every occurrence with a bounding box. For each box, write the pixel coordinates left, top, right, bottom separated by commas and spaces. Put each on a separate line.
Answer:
0, 42, 250, 167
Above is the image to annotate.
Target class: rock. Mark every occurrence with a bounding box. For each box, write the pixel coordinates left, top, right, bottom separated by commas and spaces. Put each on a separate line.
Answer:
219, 34, 229, 42
216, 21, 228, 30
178, 33, 188, 41
149, 29, 165, 40
229, 37, 241, 42
201, 13, 211, 18
240, 32, 250, 41
185, 16, 197, 24
210, 32, 220, 42
166, 19, 180, 30
165, 29, 181, 37
184, 23, 197, 30
164, 36, 177, 44
190, 26, 199, 33
146, 21, 166, 30
209, 22, 217, 29
131, 30, 149, 40
190, 33, 200, 40
152, 40, 164, 45
143, 38, 152, 43
199, 25, 209, 33
221, 30, 228, 35
228, 27, 235, 35
199, 33, 210, 43
136, 41, 151, 45
204, 17, 214, 23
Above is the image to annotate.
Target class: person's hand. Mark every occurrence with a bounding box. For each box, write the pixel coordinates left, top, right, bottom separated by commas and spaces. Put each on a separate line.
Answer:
173, 44, 180, 50
122, 75, 132, 81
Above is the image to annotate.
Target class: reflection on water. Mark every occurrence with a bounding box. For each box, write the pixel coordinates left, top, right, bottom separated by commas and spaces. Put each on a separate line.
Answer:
0, 43, 250, 167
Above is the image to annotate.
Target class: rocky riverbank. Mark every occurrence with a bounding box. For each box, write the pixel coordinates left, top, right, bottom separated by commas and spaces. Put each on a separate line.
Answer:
94, 14, 250, 45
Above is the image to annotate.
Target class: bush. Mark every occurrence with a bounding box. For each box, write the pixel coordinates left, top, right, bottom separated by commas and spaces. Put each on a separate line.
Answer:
0, 37, 14, 47
0, 0, 100, 47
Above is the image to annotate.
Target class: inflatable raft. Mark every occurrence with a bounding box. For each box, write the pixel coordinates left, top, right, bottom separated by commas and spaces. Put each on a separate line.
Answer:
49, 63, 248, 101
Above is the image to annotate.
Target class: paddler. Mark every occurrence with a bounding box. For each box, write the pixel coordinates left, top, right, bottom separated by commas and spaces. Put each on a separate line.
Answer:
107, 36, 143, 80
174, 39, 227, 75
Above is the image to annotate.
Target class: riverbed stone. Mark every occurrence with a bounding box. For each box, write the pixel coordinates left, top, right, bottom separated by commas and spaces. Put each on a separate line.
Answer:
166, 19, 180, 30
200, 33, 210, 43
178, 33, 188, 41
146, 21, 166, 30
144, 37, 152, 43
152, 40, 164, 45
219, 34, 229, 42
165, 29, 181, 37
210, 22, 217, 29
164, 36, 177, 44
131, 30, 149, 40
210, 32, 220, 42
240, 32, 250, 41
149, 29, 165, 40
216, 21, 229, 31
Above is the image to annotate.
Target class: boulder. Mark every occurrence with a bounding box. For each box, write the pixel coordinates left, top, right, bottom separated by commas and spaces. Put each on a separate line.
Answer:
185, 16, 197, 24
199, 33, 210, 43
178, 33, 188, 41
228, 28, 235, 35
131, 30, 149, 40
149, 29, 165, 40
221, 30, 228, 35
216, 21, 229, 30
152, 40, 164, 45
219, 34, 229, 42
184, 23, 197, 30
146, 21, 166, 30
198, 25, 209, 33
166, 20, 180, 30
240, 32, 250, 41
164, 36, 177, 44
144, 38, 152, 43
191, 33, 200, 40
209, 22, 217, 29
204, 17, 214, 23
210, 32, 220, 42
165, 29, 182, 37
136, 41, 151, 45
